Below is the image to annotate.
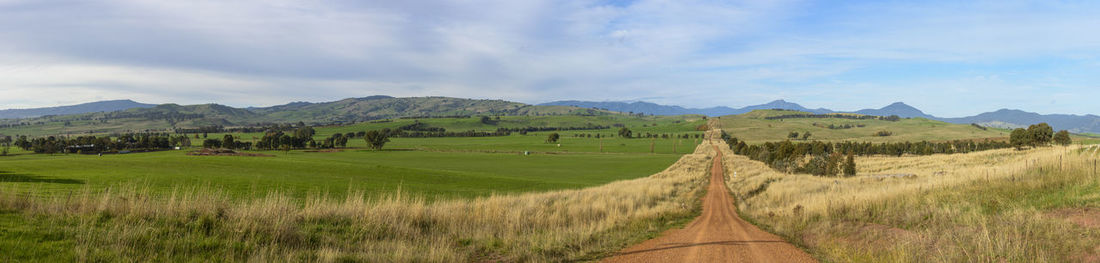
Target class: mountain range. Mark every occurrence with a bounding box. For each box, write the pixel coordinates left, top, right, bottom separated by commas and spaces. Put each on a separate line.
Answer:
1, 96, 1097, 134
541, 100, 1099, 134
0, 96, 612, 136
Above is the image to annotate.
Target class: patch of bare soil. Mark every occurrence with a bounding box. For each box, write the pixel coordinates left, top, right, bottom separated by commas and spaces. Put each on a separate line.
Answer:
1048, 208, 1100, 229
186, 148, 274, 157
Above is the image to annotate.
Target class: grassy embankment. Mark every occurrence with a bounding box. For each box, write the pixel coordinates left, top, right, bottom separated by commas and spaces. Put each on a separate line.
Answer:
0, 137, 719, 262
724, 141, 1100, 262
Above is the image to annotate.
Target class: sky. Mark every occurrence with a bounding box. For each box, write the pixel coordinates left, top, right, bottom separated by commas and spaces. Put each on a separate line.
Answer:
0, 0, 1098, 117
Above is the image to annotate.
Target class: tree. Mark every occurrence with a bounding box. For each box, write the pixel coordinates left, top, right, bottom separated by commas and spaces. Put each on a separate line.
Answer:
1010, 128, 1029, 149
1027, 123, 1054, 146
0, 136, 11, 156
618, 127, 632, 138
363, 130, 390, 150
293, 126, 315, 140
480, 116, 495, 125
222, 134, 236, 149
14, 136, 30, 151
843, 152, 856, 176
802, 131, 812, 140
202, 139, 222, 149
546, 133, 560, 143
335, 134, 349, 148
1053, 130, 1072, 146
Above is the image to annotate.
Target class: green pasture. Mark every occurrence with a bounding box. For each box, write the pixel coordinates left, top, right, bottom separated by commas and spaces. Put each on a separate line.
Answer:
0, 149, 682, 201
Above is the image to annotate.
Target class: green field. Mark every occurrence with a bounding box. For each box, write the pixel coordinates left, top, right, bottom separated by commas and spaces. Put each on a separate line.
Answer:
0, 115, 706, 201
718, 110, 1007, 143
0, 149, 681, 200
192, 115, 706, 154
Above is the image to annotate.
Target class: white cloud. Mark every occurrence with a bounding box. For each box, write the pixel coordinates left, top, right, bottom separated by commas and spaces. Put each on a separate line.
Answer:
0, 0, 1097, 115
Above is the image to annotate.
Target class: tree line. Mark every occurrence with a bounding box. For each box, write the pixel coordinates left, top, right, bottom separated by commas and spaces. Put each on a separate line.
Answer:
10, 133, 191, 154
724, 122, 1074, 177
1010, 123, 1072, 149
726, 137, 856, 176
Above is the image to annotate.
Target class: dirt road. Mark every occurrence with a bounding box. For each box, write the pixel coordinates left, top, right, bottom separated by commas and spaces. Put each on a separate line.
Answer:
603, 146, 816, 263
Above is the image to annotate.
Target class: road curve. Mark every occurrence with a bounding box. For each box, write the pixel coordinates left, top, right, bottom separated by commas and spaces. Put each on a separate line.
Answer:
603, 145, 816, 263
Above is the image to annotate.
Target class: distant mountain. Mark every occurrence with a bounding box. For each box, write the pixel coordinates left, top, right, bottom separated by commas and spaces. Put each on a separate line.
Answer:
4, 96, 1098, 135
539, 100, 717, 115
0, 96, 616, 135
854, 102, 935, 119
540, 99, 832, 116
0, 99, 154, 119
938, 109, 1100, 134
734, 100, 835, 115
542, 99, 1100, 133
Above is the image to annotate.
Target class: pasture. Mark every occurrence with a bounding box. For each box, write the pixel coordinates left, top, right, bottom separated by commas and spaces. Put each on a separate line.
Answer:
717, 110, 1006, 143
0, 149, 682, 200
0, 114, 706, 200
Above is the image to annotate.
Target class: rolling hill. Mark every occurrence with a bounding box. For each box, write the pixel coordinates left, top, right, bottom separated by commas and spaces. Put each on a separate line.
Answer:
0, 99, 154, 119
939, 109, 1100, 134
540, 99, 834, 116
545, 100, 1099, 133
0, 96, 617, 136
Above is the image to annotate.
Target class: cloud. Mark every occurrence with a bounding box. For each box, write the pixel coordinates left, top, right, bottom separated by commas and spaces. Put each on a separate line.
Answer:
0, 0, 1097, 115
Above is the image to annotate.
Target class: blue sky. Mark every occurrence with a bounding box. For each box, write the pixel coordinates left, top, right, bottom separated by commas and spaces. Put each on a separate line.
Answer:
0, 0, 1097, 117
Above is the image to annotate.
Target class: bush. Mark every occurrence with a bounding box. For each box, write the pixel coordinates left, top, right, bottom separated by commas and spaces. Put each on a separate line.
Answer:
364, 130, 390, 150
202, 139, 222, 149
1053, 130, 1072, 146
546, 133, 560, 143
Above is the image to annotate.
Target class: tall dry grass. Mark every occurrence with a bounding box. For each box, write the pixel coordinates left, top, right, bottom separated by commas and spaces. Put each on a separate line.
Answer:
0, 144, 719, 262
723, 141, 1100, 262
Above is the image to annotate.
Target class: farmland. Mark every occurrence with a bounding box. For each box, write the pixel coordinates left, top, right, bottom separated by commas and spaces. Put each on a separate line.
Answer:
2, 108, 1097, 262
718, 110, 1007, 143
0, 114, 707, 200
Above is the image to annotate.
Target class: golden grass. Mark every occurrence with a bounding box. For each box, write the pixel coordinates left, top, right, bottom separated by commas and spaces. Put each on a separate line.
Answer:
723, 141, 1100, 262
0, 143, 720, 262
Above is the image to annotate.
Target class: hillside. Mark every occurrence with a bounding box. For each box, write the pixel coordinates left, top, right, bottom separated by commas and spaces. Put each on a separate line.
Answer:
0, 100, 154, 119
939, 109, 1100, 134
0, 96, 618, 136
540, 99, 834, 116
718, 110, 1006, 143
547, 99, 1099, 133
853, 102, 935, 119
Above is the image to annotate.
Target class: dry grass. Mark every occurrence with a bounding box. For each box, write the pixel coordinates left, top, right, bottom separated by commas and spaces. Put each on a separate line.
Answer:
0, 144, 719, 262
723, 141, 1100, 262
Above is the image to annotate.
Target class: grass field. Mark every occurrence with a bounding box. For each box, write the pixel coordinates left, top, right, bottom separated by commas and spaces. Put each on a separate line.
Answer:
0, 133, 723, 262
0, 115, 705, 200
723, 140, 1100, 262
717, 110, 1006, 143
0, 115, 715, 261
0, 150, 682, 201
